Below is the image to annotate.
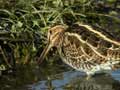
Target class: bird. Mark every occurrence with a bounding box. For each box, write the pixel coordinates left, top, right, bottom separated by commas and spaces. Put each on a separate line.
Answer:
38, 23, 120, 77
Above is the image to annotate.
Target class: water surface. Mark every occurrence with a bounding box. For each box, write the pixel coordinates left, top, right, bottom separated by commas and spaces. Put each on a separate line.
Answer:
0, 63, 120, 90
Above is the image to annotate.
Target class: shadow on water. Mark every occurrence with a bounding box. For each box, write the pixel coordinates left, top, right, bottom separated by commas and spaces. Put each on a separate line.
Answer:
0, 63, 120, 90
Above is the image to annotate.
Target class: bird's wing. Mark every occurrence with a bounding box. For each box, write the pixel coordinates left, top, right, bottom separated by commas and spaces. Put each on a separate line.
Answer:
62, 24, 120, 66
70, 24, 120, 57
61, 32, 97, 70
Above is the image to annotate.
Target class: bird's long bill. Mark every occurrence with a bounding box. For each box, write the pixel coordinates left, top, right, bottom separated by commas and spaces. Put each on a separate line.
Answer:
38, 43, 52, 64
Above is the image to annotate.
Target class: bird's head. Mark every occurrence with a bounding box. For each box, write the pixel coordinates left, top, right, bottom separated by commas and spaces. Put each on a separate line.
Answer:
38, 25, 68, 63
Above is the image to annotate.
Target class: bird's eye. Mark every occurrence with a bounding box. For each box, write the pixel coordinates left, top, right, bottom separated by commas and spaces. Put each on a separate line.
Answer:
49, 30, 52, 34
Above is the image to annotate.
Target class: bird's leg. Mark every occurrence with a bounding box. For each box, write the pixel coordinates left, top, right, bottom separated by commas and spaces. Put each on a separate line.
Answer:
85, 72, 93, 80
86, 75, 92, 80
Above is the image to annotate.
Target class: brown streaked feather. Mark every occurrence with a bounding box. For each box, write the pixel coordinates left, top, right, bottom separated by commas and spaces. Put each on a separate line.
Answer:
68, 24, 120, 59
61, 33, 97, 70
59, 24, 120, 71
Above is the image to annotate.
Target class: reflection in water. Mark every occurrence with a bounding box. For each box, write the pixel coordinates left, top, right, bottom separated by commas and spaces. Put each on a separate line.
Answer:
29, 71, 120, 90
64, 74, 120, 90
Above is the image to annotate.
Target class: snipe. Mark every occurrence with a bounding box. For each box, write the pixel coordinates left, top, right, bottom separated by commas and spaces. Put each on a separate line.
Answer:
38, 23, 120, 76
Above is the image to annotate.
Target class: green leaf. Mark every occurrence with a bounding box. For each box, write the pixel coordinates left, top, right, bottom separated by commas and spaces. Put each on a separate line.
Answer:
33, 20, 39, 27
0, 64, 6, 71
17, 21, 23, 28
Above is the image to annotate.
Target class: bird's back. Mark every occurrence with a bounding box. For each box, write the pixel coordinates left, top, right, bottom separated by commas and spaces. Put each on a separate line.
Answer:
58, 24, 120, 75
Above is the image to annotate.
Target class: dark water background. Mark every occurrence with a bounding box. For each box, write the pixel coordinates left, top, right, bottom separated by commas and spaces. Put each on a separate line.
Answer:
0, 63, 120, 90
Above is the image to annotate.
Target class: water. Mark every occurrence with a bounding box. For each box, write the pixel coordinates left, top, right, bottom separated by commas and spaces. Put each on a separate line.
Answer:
28, 71, 120, 90
0, 63, 120, 90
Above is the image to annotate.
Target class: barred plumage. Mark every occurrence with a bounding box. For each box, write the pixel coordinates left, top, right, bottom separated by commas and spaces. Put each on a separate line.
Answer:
38, 23, 120, 76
